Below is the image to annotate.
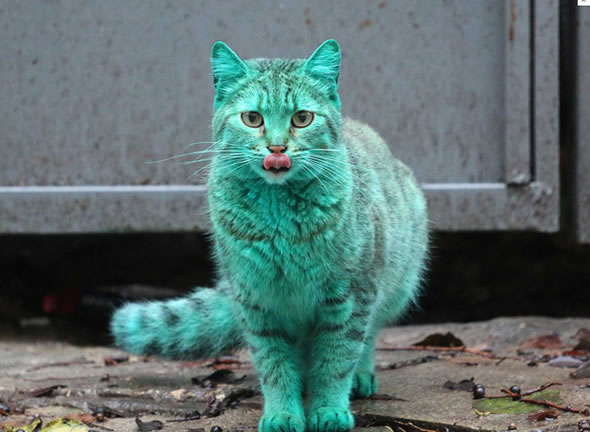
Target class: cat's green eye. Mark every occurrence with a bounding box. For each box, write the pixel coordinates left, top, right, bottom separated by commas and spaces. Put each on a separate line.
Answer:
291, 111, 314, 128
241, 111, 264, 128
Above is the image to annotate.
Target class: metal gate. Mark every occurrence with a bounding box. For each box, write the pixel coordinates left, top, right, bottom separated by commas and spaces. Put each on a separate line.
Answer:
0, 1, 559, 234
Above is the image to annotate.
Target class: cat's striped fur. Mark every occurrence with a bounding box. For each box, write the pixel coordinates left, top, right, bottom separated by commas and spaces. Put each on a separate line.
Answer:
111, 40, 428, 432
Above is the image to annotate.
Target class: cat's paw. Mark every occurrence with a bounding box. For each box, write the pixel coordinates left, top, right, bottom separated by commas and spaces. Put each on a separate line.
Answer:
350, 370, 377, 399
307, 407, 354, 432
259, 411, 305, 432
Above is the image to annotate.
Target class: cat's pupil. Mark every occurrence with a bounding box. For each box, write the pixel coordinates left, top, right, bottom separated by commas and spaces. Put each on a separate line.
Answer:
298, 112, 307, 122
248, 112, 258, 123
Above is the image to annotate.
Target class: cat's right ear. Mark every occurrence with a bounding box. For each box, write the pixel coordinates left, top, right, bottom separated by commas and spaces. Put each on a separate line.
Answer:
211, 41, 249, 103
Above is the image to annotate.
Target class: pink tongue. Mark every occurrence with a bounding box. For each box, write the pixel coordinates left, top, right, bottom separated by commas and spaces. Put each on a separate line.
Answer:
263, 153, 291, 170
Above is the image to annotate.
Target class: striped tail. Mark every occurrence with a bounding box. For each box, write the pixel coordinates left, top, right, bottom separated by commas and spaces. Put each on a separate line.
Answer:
110, 284, 244, 360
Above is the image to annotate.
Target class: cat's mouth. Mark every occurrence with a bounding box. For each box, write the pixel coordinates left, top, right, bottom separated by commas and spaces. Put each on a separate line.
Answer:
265, 166, 290, 174
263, 153, 291, 174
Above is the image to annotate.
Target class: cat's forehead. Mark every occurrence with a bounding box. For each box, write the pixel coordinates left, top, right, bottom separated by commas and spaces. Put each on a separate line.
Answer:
245, 58, 305, 75
238, 58, 317, 111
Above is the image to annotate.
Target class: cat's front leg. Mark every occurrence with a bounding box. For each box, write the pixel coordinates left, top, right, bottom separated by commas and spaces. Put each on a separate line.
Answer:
306, 283, 368, 432
238, 300, 305, 432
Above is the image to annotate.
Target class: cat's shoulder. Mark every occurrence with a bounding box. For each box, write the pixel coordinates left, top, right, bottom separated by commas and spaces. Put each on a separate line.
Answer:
341, 117, 413, 177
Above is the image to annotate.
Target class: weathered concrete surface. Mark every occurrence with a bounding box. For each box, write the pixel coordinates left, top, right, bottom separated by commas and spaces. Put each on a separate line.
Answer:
1, 317, 589, 432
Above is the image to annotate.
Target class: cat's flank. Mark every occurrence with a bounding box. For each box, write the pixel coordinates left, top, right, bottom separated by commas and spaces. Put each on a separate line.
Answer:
111, 40, 428, 432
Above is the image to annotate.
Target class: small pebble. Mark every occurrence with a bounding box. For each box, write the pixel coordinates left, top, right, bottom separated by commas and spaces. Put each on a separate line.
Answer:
548, 356, 584, 368
508, 423, 517, 430
211, 426, 223, 432
509, 385, 521, 395
473, 384, 485, 399
579, 419, 590, 431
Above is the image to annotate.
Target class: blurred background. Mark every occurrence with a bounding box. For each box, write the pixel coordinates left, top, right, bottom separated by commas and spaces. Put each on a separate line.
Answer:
0, 0, 588, 345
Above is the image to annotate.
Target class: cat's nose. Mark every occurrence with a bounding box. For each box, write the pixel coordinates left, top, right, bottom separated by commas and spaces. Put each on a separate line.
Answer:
267, 145, 287, 154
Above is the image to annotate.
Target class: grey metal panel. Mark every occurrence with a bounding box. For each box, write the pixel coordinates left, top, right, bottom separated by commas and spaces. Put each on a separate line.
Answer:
529, 0, 560, 232
504, 0, 531, 185
1, 0, 513, 186
0, 0, 560, 234
0, 186, 209, 233
0, 182, 558, 234
577, 7, 590, 243
424, 182, 556, 231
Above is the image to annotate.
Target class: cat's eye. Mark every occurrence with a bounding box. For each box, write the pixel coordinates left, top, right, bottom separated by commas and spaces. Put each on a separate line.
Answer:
291, 111, 314, 128
241, 111, 264, 128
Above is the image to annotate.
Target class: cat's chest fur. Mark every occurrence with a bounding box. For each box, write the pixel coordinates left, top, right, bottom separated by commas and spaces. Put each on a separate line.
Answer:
209, 178, 354, 312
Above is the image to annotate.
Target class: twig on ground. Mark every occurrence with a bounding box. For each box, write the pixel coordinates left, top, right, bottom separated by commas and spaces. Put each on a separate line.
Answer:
26, 359, 94, 372
378, 345, 499, 359
23, 375, 117, 382
81, 420, 114, 431
495, 357, 507, 366
484, 382, 561, 399
488, 383, 590, 416
400, 421, 438, 432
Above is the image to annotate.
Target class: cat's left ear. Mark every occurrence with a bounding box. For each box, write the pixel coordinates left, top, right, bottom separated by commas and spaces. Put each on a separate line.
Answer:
303, 39, 341, 86
211, 41, 249, 103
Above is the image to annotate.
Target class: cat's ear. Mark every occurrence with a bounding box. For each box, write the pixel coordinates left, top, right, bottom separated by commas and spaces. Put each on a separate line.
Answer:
211, 41, 249, 99
303, 39, 341, 86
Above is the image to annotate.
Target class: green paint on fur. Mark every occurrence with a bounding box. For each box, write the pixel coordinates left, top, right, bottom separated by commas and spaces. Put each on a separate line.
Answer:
111, 40, 429, 432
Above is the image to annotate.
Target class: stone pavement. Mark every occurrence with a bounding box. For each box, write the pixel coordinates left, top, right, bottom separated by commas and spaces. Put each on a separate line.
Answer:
1, 317, 589, 432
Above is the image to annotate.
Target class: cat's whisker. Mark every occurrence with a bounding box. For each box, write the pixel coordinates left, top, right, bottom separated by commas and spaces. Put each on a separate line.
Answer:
299, 162, 332, 197
184, 140, 221, 149
183, 152, 246, 165
185, 153, 251, 182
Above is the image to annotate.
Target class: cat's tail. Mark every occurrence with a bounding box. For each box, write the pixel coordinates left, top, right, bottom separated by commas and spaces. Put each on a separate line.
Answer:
110, 283, 244, 360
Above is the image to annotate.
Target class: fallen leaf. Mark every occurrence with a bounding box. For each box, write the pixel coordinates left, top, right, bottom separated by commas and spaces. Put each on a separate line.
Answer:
2, 417, 43, 432
166, 410, 201, 423
209, 357, 244, 370
366, 394, 408, 401
473, 389, 562, 414
443, 378, 476, 392
521, 334, 563, 349
170, 388, 192, 401
63, 414, 95, 424
527, 409, 559, 422
573, 329, 590, 351
103, 356, 129, 366
562, 350, 589, 357
386, 355, 438, 369
413, 332, 464, 348
21, 385, 67, 399
3, 418, 89, 432
135, 417, 163, 432
446, 356, 496, 366
191, 369, 246, 388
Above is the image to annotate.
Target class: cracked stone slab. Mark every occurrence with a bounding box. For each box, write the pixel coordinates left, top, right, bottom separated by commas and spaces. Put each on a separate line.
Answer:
1, 317, 589, 432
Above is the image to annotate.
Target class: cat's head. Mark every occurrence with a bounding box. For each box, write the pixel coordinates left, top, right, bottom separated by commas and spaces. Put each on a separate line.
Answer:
210, 40, 342, 185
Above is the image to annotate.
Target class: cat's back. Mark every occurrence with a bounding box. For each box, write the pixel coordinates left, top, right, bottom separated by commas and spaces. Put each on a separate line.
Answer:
342, 117, 428, 321
342, 117, 425, 212
342, 117, 428, 267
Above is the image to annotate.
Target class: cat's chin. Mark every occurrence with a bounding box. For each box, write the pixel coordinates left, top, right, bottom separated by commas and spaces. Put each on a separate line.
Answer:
262, 167, 290, 184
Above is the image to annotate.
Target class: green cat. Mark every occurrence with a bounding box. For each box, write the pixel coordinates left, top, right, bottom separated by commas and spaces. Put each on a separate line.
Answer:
111, 39, 428, 432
